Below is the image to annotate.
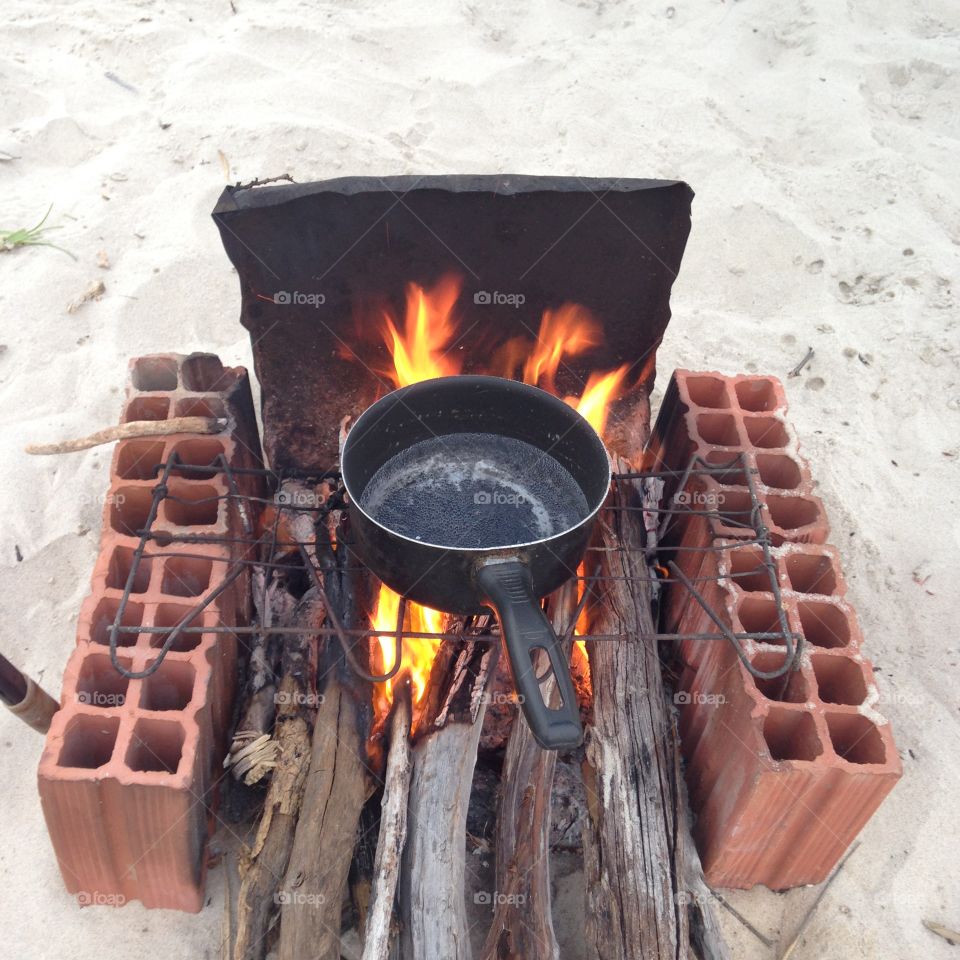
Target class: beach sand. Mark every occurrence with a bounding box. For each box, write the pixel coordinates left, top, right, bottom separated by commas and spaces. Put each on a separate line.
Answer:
1, 1, 957, 957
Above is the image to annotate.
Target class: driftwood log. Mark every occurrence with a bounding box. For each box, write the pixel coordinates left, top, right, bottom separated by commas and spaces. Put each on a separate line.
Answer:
581, 456, 728, 960
399, 634, 498, 960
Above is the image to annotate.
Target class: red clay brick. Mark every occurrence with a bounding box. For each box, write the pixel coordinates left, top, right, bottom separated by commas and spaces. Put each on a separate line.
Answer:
652, 369, 900, 889
38, 353, 264, 911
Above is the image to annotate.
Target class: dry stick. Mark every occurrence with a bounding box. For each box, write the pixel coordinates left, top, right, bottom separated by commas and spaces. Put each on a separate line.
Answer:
479, 583, 577, 960
400, 637, 498, 960
25, 416, 228, 454
278, 514, 374, 960
581, 454, 691, 960
361, 684, 413, 960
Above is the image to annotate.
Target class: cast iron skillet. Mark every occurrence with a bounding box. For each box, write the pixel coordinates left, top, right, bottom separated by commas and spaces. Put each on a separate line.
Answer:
341, 375, 611, 750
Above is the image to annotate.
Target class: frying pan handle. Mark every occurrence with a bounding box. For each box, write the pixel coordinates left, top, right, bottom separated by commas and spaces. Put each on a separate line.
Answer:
476, 561, 583, 751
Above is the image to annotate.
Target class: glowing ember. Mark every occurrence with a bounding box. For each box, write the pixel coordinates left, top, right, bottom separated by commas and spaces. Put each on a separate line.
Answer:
380, 275, 462, 388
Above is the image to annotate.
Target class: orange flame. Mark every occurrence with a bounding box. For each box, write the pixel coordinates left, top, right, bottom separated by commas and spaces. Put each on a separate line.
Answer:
380, 275, 462, 388
372, 585, 443, 710
367, 282, 626, 721
570, 365, 630, 437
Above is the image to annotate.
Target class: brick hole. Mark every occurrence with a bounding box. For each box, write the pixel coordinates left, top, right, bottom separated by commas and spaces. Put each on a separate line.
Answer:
170, 439, 226, 480
750, 653, 807, 703
729, 549, 775, 592
109, 486, 156, 537
174, 397, 227, 419
75, 654, 131, 708
116, 439, 166, 481
161, 556, 212, 597
181, 355, 228, 392
124, 396, 170, 422
140, 660, 196, 712
163, 483, 220, 527
57, 715, 120, 770
685, 376, 730, 409
735, 378, 779, 412
797, 600, 851, 648
703, 450, 748, 486
149, 604, 203, 652
105, 546, 153, 593
811, 655, 867, 705
763, 708, 822, 761
755, 453, 803, 490
125, 718, 185, 773
695, 413, 741, 447
826, 713, 886, 765
90, 598, 143, 647
737, 596, 787, 644
767, 494, 820, 531
785, 552, 838, 595
131, 357, 178, 392
743, 416, 789, 449
714, 491, 757, 534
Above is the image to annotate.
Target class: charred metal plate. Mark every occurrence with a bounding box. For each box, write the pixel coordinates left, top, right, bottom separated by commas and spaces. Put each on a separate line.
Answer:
212, 175, 693, 473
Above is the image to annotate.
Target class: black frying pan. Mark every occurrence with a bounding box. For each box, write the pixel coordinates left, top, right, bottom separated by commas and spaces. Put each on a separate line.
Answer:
341, 375, 610, 750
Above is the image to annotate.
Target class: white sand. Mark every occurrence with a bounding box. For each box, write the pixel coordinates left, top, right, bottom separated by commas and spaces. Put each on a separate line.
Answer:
1, 1, 957, 957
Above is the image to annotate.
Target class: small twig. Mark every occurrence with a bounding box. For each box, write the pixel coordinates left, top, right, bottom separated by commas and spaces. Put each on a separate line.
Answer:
26, 416, 228, 454
233, 173, 295, 192
788, 347, 814, 378
923, 919, 960, 946
777, 842, 861, 960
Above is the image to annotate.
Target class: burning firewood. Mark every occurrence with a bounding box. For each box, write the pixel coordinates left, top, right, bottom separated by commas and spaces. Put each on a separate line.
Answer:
398, 632, 498, 960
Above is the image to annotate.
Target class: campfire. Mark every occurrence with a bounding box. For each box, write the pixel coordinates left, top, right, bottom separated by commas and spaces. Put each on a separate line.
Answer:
206, 176, 705, 960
